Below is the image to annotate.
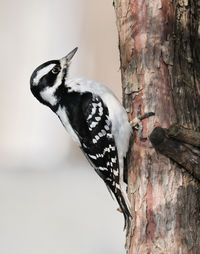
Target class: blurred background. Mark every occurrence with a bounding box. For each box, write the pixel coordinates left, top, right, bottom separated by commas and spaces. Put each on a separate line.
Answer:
0, 0, 125, 253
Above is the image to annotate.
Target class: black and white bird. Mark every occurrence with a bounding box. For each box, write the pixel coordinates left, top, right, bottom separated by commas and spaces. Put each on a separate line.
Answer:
30, 48, 132, 228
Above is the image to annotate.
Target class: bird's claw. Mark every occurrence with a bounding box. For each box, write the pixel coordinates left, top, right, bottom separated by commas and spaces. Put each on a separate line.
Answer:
130, 105, 155, 141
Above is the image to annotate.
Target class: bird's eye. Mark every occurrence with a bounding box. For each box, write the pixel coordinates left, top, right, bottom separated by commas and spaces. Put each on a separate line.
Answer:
52, 66, 60, 74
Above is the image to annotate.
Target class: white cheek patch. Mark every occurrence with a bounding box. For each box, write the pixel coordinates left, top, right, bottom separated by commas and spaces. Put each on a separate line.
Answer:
33, 64, 56, 85
40, 86, 58, 106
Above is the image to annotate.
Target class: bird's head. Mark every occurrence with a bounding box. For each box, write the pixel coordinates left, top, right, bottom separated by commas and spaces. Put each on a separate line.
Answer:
30, 47, 78, 108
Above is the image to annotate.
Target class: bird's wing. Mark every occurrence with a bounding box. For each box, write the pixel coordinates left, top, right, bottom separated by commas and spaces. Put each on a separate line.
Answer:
79, 93, 131, 226
80, 93, 119, 183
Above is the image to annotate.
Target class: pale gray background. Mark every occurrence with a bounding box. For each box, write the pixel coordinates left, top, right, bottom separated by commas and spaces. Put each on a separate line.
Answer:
0, 0, 126, 253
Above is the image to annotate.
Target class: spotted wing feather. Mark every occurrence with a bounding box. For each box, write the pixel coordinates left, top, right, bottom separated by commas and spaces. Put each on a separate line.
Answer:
80, 94, 131, 226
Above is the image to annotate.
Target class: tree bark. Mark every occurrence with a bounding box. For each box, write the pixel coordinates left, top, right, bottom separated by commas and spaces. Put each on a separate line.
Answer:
149, 126, 200, 181
167, 124, 200, 147
113, 0, 200, 253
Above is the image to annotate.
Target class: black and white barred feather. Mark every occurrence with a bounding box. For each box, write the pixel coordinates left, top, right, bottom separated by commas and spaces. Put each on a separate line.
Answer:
30, 48, 132, 228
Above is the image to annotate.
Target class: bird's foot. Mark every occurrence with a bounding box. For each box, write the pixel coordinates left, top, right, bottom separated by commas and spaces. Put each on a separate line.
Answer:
117, 207, 123, 213
130, 105, 155, 141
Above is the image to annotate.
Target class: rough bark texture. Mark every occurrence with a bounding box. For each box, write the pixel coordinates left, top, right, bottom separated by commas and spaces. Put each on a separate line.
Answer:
113, 0, 200, 253
167, 124, 200, 147
150, 126, 200, 181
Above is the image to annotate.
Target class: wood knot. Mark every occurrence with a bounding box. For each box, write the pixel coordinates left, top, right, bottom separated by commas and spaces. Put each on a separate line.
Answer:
149, 127, 165, 146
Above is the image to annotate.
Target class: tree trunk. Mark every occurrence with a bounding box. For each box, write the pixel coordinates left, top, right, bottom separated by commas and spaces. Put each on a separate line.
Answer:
113, 0, 200, 253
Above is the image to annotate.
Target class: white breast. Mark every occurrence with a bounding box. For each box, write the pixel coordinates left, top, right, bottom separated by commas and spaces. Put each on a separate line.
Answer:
56, 106, 81, 146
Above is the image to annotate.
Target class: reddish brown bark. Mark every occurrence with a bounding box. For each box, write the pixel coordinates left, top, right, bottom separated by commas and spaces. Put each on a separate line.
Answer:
113, 0, 200, 253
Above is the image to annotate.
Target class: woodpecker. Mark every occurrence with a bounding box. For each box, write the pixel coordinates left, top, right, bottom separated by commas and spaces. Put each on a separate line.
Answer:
30, 48, 132, 228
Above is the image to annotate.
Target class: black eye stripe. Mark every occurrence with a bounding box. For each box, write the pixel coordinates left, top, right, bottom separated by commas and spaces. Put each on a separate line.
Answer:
34, 60, 59, 74
30, 60, 60, 84
52, 66, 61, 74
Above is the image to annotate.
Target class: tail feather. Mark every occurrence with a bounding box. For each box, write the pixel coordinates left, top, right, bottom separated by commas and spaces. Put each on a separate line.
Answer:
106, 183, 132, 230
115, 189, 132, 230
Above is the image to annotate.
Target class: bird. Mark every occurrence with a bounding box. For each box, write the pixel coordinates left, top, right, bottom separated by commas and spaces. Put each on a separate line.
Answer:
30, 47, 132, 228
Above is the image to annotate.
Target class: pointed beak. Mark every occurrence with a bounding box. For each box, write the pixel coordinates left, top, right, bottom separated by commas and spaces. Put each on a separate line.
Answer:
61, 47, 78, 63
